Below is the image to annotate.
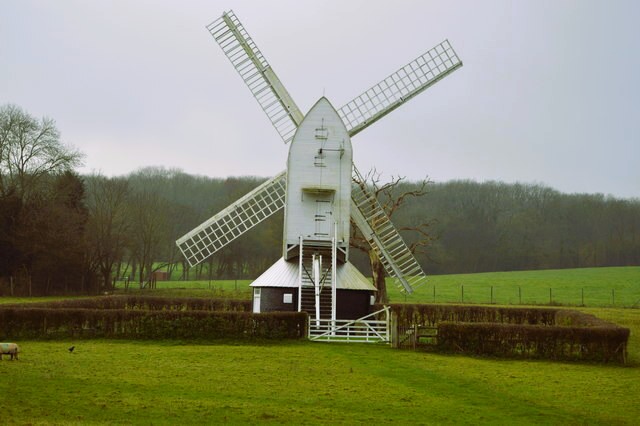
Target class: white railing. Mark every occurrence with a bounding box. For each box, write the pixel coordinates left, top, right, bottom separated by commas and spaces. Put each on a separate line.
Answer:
308, 307, 390, 343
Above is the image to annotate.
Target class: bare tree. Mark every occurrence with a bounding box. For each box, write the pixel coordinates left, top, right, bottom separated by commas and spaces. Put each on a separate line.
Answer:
129, 190, 169, 287
0, 104, 82, 200
351, 170, 433, 303
85, 175, 131, 290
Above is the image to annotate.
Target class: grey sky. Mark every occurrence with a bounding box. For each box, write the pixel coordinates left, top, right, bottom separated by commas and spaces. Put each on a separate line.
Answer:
2, 0, 639, 198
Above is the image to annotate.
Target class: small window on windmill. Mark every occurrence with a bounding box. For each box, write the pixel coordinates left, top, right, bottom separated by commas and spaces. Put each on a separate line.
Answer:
283, 293, 293, 304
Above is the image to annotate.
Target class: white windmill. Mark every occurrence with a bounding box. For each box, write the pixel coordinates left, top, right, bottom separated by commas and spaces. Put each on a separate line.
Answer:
177, 11, 462, 336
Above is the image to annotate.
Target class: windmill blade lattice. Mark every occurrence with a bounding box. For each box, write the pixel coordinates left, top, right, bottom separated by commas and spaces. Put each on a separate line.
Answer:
176, 171, 286, 267
207, 11, 304, 143
338, 40, 462, 137
350, 166, 428, 294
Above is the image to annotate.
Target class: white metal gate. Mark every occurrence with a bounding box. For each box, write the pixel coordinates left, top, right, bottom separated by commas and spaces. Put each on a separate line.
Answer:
308, 306, 390, 343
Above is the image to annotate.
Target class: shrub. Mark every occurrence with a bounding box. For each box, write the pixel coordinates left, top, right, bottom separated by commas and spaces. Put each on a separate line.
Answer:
0, 308, 306, 341
0, 296, 302, 341
386, 304, 629, 363
4, 295, 252, 312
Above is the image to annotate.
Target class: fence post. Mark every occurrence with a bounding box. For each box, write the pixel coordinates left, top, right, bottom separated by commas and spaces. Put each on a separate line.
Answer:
433, 285, 436, 303
518, 286, 521, 305
581, 288, 584, 306
490, 286, 494, 304
549, 288, 552, 305
461, 285, 464, 303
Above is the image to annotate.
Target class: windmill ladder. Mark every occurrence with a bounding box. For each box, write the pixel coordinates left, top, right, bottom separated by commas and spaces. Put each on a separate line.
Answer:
298, 238, 336, 325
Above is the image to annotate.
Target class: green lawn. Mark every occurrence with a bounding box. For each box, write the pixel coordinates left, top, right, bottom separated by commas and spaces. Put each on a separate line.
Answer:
2, 318, 639, 425
388, 266, 640, 307
0, 296, 90, 305
2, 267, 640, 424
8, 266, 636, 306
111, 266, 640, 307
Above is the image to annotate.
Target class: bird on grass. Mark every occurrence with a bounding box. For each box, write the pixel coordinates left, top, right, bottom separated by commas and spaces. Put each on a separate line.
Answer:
68, 346, 75, 353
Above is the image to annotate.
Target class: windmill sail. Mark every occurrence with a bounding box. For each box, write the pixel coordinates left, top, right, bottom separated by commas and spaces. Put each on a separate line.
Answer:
350, 166, 428, 293
176, 171, 287, 267
195, 10, 457, 294
207, 11, 304, 143
338, 40, 462, 137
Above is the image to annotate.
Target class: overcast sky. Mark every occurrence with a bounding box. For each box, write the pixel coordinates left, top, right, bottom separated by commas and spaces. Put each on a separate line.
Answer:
2, 0, 639, 199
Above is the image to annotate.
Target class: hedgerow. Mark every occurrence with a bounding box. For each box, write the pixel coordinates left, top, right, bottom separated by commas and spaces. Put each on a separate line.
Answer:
384, 304, 629, 363
5, 295, 252, 312
0, 296, 304, 341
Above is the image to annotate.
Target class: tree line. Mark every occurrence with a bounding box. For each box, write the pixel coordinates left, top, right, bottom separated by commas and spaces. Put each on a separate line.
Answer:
1, 104, 638, 295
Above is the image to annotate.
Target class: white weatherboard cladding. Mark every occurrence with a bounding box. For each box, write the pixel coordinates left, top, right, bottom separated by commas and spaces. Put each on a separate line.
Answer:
250, 257, 376, 291
284, 97, 352, 250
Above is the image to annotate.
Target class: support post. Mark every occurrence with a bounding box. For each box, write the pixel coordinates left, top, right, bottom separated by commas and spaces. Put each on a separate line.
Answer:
331, 224, 337, 335
298, 236, 303, 313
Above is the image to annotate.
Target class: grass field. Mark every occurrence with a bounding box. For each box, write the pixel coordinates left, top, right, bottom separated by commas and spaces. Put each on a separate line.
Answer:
389, 266, 640, 307
1, 307, 639, 425
2, 267, 639, 424
111, 266, 640, 307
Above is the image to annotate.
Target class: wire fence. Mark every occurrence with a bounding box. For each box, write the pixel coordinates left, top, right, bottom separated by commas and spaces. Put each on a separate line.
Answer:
110, 279, 640, 309
398, 284, 640, 308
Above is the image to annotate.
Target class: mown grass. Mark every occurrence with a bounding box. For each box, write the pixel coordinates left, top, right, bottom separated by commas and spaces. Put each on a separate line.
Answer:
1, 326, 639, 425
7, 266, 634, 306
1, 267, 639, 424
389, 266, 640, 307
111, 266, 640, 307
0, 296, 90, 305
114, 279, 253, 299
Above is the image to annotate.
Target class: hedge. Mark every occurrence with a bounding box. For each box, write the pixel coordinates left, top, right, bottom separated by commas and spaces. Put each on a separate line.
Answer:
438, 322, 629, 363
0, 308, 306, 341
4, 295, 252, 312
383, 303, 557, 327
384, 304, 629, 363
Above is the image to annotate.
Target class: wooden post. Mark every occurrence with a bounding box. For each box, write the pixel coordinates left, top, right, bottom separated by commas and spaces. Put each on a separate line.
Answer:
518, 286, 521, 305
549, 288, 552, 305
461, 285, 464, 303
433, 285, 436, 303
390, 311, 398, 349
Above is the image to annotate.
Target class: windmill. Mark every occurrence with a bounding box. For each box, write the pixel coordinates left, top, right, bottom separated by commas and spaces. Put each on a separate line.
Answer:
177, 10, 462, 328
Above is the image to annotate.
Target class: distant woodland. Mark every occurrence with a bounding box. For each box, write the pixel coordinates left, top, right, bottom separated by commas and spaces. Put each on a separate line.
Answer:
2, 105, 639, 295
113, 167, 640, 278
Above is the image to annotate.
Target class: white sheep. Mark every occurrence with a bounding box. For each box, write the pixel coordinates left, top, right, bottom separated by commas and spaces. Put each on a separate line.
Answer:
0, 343, 20, 360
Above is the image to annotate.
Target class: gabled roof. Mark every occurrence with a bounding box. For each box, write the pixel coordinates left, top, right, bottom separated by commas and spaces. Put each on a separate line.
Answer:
250, 257, 376, 291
